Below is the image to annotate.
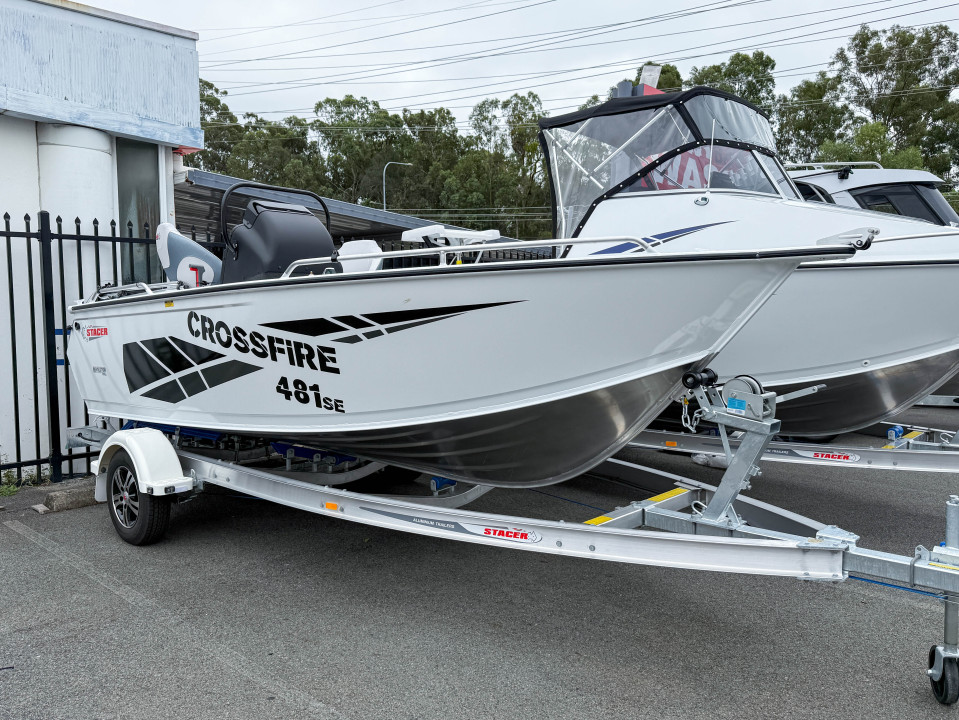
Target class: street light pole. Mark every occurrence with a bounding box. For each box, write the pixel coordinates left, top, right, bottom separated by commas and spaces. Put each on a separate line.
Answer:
382, 161, 412, 210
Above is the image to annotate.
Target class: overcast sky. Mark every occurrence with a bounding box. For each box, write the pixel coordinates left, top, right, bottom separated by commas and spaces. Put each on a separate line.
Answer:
91, 0, 959, 125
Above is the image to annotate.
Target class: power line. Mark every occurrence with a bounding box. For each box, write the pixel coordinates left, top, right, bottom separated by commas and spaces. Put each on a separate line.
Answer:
209, 1, 772, 91
206, 0, 885, 84
199, 0, 525, 41
365, 1, 957, 110
192, 82, 959, 147
370, 0, 947, 104
195, 0, 408, 33
200, 0, 766, 69
201, 0, 556, 63
201, 0, 765, 99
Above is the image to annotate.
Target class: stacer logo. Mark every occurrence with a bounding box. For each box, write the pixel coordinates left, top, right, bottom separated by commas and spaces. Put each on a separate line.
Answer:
793, 449, 860, 462
466, 524, 542, 543
79, 325, 108, 341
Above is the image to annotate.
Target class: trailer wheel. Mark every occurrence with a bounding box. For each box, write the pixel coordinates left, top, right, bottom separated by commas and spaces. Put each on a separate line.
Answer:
929, 645, 959, 705
107, 450, 171, 546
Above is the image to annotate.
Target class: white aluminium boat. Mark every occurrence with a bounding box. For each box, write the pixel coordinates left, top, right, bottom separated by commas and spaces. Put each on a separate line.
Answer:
787, 162, 959, 227
544, 87, 959, 437
66, 182, 844, 487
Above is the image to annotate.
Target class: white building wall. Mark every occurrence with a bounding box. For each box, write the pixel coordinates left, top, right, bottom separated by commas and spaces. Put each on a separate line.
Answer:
0, 1, 202, 477
0, 115, 40, 219
0, 0, 202, 149
37, 124, 116, 232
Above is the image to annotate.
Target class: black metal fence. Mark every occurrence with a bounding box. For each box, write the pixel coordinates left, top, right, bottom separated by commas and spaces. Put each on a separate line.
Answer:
0, 210, 162, 484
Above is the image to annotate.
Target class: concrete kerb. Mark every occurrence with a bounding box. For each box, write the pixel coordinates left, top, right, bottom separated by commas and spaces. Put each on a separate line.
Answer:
39, 475, 98, 513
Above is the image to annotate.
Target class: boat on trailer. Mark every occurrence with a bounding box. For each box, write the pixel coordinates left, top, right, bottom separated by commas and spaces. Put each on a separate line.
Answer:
67, 183, 841, 488
540, 87, 959, 438
786, 161, 959, 408
69, 367, 959, 706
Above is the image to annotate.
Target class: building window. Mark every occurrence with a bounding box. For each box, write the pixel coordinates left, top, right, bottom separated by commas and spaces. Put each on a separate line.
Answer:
116, 138, 162, 283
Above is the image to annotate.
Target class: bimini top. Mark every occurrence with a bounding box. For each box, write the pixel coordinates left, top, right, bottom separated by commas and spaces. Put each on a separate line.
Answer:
539, 87, 791, 237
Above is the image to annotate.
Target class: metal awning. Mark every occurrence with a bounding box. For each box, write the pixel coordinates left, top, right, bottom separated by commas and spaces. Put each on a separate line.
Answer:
175, 169, 445, 243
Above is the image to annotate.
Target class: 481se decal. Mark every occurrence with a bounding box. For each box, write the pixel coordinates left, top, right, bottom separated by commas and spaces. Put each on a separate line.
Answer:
276, 376, 346, 413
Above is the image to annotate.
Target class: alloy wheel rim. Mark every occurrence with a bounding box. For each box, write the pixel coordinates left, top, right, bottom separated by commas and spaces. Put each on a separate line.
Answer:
110, 466, 139, 528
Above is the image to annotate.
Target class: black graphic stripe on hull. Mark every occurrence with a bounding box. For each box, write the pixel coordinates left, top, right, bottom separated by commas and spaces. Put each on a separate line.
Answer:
260, 301, 523, 342
123, 336, 260, 403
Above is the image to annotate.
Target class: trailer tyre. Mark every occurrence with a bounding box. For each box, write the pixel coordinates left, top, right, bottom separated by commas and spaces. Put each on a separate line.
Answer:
929, 645, 959, 705
107, 450, 171, 546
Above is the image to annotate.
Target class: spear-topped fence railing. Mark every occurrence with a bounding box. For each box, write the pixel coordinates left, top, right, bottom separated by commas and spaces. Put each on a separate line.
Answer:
0, 210, 208, 485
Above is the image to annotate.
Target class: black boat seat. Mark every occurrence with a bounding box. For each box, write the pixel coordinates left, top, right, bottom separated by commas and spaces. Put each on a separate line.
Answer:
220, 200, 341, 283
156, 223, 222, 287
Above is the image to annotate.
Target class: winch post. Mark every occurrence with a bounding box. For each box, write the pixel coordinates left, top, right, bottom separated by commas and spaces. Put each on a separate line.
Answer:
684, 380, 780, 525
699, 418, 774, 523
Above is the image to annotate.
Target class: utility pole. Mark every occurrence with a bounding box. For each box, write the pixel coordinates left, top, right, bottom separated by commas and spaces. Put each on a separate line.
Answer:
382, 162, 412, 210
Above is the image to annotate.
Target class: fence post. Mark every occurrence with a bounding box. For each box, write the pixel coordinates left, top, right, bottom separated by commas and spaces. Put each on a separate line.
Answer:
38, 211, 63, 483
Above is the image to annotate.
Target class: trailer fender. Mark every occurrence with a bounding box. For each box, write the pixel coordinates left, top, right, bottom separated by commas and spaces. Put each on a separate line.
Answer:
94, 428, 193, 502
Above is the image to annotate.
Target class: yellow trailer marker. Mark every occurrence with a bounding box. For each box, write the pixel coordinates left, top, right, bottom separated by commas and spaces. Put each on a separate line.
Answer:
583, 488, 689, 525
647, 487, 689, 503
882, 430, 924, 449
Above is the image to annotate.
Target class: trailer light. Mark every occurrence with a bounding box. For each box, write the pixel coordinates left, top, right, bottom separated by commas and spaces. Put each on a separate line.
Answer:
325, 502, 339, 511
665, 441, 678, 447
164, 485, 176, 494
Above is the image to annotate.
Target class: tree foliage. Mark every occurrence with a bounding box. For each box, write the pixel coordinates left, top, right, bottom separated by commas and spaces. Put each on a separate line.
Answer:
832, 24, 959, 175
687, 51, 777, 107
774, 72, 853, 162
193, 83, 553, 237
191, 23, 959, 238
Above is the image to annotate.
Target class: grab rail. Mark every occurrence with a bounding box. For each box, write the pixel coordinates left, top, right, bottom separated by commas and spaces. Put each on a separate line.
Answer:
280, 235, 660, 278
869, 229, 959, 244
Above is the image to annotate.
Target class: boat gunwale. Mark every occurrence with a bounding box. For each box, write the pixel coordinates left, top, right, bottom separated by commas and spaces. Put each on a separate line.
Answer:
70, 244, 853, 313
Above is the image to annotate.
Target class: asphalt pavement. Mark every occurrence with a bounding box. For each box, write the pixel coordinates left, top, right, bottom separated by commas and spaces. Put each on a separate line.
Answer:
2, 409, 959, 719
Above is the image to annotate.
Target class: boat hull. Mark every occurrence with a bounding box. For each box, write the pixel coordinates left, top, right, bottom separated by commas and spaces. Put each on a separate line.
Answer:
711, 262, 959, 436
767, 347, 959, 437
578, 192, 959, 435
292, 364, 687, 486
67, 253, 809, 486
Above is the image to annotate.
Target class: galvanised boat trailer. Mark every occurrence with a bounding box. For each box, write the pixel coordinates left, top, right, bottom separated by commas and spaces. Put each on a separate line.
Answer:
69, 368, 959, 706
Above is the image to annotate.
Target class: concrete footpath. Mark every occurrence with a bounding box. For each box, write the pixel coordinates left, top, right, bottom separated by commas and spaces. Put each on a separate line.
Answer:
0, 428, 957, 719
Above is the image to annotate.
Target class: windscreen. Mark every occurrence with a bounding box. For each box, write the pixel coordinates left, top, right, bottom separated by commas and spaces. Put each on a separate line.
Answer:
626, 146, 777, 195
543, 105, 694, 236
756, 153, 801, 199
684, 94, 775, 149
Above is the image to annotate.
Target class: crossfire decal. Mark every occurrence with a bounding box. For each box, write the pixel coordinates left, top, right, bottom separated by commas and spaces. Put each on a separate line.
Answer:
123, 301, 521, 404
188, 311, 340, 375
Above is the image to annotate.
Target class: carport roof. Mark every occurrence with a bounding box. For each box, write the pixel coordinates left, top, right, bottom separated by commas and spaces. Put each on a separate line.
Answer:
175, 169, 446, 242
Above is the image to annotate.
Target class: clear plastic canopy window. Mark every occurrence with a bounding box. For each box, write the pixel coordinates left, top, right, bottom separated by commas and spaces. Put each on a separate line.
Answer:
542, 95, 777, 237
683, 95, 775, 149
543, 106, 693, 237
